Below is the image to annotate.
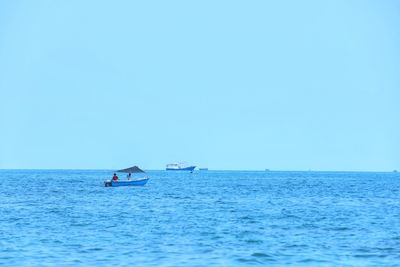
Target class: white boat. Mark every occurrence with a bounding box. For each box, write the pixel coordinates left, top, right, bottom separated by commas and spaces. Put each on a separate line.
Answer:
166, 163, 196, 171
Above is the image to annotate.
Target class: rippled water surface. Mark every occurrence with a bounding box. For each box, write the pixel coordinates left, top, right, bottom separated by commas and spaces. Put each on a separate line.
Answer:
1, 170, 400, 266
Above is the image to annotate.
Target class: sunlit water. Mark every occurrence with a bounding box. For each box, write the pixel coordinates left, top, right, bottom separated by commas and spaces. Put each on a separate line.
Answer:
1, 170, 399, 266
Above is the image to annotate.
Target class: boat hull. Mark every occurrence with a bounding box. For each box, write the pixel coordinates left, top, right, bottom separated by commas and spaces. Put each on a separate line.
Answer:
166, 166, 196, 171
104, 178, 149, 187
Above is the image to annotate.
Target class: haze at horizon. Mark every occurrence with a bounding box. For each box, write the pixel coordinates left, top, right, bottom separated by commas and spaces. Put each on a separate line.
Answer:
0, 0, 399, 171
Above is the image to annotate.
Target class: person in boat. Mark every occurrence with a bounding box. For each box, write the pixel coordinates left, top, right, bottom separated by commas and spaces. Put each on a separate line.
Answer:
112, 173, 119, 182
127, 173, 131, 180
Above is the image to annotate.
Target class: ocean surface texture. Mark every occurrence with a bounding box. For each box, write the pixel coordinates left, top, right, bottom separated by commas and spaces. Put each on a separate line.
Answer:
1, 170, 399, 266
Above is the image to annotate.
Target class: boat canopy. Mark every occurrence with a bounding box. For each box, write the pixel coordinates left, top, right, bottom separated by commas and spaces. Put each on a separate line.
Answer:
116, 166, 145, 173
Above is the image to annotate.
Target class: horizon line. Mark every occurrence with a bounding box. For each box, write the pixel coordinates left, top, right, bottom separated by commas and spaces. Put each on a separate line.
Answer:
0, 168, 398, 173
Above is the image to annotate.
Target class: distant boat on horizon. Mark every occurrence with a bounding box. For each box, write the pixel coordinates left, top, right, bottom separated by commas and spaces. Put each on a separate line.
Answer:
199, 168, 208, 171
166, 163, 196, 171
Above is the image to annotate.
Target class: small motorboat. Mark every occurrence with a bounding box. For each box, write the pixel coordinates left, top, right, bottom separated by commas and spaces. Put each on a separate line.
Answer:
104, 177, 149, 187
105, 166, 149, 187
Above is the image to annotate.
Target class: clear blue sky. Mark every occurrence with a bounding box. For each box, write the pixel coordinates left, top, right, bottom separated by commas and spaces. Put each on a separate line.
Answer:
0, 0, 399, 171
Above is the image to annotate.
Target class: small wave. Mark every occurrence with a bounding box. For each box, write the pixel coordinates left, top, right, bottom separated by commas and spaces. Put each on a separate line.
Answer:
245, 239, 263, 244
251, 252, 272, 258
297, 258, 329, 263
330, 226, 351, 231
236, 258, 262, 264
354, 254, 382, 258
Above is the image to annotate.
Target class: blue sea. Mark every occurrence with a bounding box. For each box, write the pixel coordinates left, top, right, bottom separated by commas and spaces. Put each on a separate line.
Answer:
1, 170, 400, 266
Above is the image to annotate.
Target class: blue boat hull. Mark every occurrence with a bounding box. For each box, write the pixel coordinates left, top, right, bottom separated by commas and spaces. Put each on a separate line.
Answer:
105, 178, 149, 187
166, 166, 196, 171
